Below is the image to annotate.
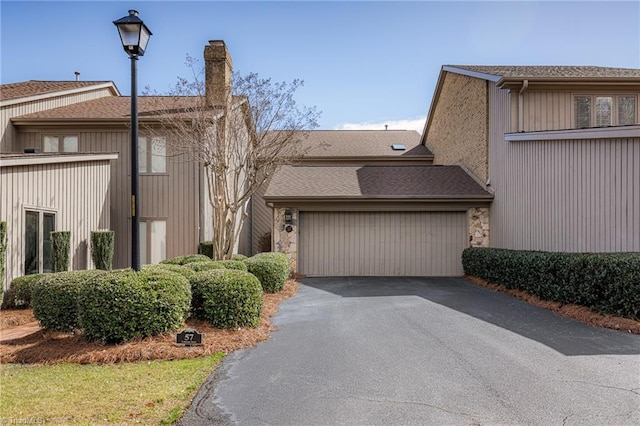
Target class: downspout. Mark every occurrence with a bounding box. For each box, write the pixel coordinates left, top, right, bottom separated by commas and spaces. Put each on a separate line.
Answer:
518, 80, 529, 132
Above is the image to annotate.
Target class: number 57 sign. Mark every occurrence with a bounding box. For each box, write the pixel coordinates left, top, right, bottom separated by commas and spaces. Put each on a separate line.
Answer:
176, 329, 203, 346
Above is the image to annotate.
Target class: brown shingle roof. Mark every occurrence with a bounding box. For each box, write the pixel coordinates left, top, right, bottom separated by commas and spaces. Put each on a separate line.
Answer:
12, 96, 215, 121
297, 130, 432, 158
0, 81, 114, 101
264, 165, 491, 200
446, 65, 640, 80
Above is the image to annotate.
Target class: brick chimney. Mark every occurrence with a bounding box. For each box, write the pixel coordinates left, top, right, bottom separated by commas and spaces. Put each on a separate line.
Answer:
204, 40, 233, 108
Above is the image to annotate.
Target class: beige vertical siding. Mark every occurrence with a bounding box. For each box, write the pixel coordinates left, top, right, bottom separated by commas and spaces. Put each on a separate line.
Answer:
17, 128, 201, 268
1, 87, 114, 152
489, 84, 640, 252
298, 211, 467, 276
0, 157, 111, 288
521, 91, 572, 131
251, 184, 273, 254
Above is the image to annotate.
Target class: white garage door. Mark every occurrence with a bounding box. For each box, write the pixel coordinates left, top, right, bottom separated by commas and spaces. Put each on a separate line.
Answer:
298, 211, 467, 276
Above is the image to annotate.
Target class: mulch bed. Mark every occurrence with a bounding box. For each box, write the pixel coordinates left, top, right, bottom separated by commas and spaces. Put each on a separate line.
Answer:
464, 275, 640, 334
0, 280, 299, 365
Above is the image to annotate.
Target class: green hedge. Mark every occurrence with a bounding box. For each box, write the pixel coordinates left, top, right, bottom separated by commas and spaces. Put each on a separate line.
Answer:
78, 269, 191, 343
32, 270, 107, 332
142, 263, 196, 280
51, 231, 71, 273
160, 254, 211, 266
91, 230, 114, 270
189, 269, 263, 328
245, 252, 290, 293
198, 241, 214, 259
231, 254, 248, 261
2, 274, 45, 309
462, 248, 640, 319
185, 261, 226, 272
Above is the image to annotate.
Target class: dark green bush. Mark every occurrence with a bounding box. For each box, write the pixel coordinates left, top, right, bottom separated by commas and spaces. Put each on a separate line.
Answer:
32, 270, 106, 332
245, 252, 290, 293
198, 241, 214, 259
91, 230, 114, 270
51, 231, 71, 273
462, 247, 640, 319
231, 254, 248, 261
2, 274, 45, 309
78, 269, 191, 343
220, 260, 248, 271
0, 221, 6, 298
185, 261, 226, 272
161, 254, 211, 266
142, 263, 196, 280
189, 269, 263, 328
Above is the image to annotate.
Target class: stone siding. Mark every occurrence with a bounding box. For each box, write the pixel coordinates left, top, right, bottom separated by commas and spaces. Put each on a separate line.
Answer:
425, 72, 488, 183
273, 207, 298, 273
468, 207, 489, 247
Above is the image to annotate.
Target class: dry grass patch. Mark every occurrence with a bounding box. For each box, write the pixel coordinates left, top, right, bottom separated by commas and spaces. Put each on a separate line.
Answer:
465, 275, 640, 334
0, 279, 299, 364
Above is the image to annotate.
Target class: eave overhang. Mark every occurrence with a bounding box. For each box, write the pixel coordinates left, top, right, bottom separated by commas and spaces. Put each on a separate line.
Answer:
0, 82, 120, 107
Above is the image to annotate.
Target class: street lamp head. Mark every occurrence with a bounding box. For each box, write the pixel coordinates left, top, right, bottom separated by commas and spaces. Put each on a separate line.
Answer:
113, 10, 152, 57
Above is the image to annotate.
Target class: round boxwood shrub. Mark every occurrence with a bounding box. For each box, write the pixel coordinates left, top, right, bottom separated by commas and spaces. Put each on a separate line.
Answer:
185, 261, 227, 272
219, 260, 248, 271
161, 254, 211, 266
143, 263, 196, 280
32, 270, 107, 332
2, 274, 45, 309
231, 254, 248, 261
78, 269, 191, 344
189, 269, 263, 328
245, 252, 290, 293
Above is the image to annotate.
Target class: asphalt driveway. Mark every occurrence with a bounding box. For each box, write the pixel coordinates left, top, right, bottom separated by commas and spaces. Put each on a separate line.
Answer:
179, 277, 640, 425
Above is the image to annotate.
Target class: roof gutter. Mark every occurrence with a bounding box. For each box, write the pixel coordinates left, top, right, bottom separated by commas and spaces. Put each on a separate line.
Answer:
518, 79, 529, 132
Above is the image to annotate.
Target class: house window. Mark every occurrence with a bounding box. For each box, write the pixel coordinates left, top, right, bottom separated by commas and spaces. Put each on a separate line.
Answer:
24, 210, 56, 275
573, 95, 638, 128
139, 136, 166, 174
140, 220, 166, 265
43, 135, 78, 152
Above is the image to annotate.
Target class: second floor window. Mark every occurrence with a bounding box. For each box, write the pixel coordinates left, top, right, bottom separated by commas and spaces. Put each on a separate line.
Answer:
139, 136, 166, 174
574, 95, 637, 128
43, 135, 78, 152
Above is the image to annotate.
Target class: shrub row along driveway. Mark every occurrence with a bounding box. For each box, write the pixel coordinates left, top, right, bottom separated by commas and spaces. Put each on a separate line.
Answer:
180, 277, 640, 425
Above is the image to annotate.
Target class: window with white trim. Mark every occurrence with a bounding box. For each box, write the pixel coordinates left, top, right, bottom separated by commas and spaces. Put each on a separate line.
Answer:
140, 220, 166, 265
573, 95, 637, 128
138, 136, 167, 174
43, 135, 78, 152
24, 209, 56, 275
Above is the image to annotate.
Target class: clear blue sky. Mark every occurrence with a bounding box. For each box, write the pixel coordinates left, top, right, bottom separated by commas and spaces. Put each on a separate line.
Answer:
2, 1, 639, 131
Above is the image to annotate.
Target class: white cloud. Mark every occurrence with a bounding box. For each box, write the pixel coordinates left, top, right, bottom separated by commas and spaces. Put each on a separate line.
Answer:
334, 116, 427, 134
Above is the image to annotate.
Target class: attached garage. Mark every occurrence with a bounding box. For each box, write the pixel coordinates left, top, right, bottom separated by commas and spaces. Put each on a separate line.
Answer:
298, 211, 467, 276
264, 164, 493, 277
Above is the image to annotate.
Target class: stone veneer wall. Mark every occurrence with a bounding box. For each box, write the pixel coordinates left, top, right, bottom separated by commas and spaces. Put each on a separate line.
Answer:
273, 207, 298, 272
468, 207, 489, 247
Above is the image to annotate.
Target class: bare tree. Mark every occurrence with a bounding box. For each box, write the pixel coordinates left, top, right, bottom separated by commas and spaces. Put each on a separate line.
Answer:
144, 55, 320, 259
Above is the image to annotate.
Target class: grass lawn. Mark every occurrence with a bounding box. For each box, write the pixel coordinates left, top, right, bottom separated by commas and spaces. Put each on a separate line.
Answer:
0, 353, 224, 424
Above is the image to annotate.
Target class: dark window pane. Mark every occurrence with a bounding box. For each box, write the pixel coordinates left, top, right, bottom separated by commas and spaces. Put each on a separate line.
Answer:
42, 213, 55, 273
24, 211, 39, 275
574, 96, 591, 128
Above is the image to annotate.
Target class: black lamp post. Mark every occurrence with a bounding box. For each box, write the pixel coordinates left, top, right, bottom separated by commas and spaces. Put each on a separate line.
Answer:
113, 10, 152, 271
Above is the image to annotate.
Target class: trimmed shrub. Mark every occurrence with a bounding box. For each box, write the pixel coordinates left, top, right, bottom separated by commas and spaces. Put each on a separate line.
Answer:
185, 261, 226, 272
78, 269, 191, 343
51, 231, 71, 273
161, 254, 211, 266
91, 230, 114, 270
0, 221, 6, 299
462, 247, 640, 319
32, 270, 107, 332
231, 254, 248, 262
198, 241, 214, 259
189, 269, 263, 328
2, 274, 45, 309
142, 263, 196, 280
245, 252, 290, 293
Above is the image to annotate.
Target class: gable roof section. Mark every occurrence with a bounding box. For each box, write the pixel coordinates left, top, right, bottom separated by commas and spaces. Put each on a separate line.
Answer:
0, 81, 120, 105
298, 130, 432, 160
264, 165, 492, 202
10, 95, 245, 125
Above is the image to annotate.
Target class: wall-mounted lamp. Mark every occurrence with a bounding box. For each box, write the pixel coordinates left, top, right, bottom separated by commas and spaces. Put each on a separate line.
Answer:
284, 209, 293, 224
